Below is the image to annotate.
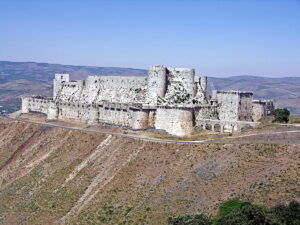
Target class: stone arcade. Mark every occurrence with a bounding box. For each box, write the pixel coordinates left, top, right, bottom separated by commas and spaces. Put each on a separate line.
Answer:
21, 65, 274, 136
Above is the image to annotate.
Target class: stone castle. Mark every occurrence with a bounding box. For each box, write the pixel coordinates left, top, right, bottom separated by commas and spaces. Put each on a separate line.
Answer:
21, 65, 274, 136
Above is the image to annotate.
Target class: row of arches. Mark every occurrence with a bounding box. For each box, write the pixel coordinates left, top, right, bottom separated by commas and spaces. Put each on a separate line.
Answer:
198, 122, 243, 133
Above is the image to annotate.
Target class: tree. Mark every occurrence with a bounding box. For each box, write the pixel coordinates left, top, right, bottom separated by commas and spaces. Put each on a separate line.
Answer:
167, 200, 300, 225
270, 200, 300, 225
218, 199, 250, 218
216, 204, 279, 225
273, 108, 290, 123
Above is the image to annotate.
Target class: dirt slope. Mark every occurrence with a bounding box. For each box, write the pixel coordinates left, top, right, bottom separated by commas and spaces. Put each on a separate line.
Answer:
0, 118, 299, 225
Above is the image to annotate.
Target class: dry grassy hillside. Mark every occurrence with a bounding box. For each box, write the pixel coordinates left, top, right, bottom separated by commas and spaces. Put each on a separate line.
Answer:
0, 118, 299, 225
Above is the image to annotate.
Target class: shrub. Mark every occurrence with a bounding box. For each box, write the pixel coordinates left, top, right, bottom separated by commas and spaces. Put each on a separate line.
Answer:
168, 214, 211, 225
218, 199, 250, 217
273, 108, 290, 123
270, 200, 300, 225
168, 200, 300, 225
216, 204, 279, 225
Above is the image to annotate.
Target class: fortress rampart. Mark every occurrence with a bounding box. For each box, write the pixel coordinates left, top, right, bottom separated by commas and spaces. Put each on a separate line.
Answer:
252, 100, 275, 122
21, 65, 274, 136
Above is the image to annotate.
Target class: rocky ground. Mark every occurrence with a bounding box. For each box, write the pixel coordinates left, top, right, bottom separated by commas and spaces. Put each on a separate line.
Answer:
0, 118, 299, 225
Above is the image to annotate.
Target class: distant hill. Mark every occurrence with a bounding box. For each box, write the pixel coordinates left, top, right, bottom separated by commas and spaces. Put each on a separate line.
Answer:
0, 61, 147, 113
0, 61, 299, 114
208, 76, 300, 114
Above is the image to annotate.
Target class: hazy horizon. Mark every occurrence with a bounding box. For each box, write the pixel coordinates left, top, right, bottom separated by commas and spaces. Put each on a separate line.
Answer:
1, 0, 300, 77
2, 59, 300, 79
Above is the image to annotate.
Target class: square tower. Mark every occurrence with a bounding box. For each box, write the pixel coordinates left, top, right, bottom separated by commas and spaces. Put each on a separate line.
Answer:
214, 90, 253, 122
53, 74, 69, 99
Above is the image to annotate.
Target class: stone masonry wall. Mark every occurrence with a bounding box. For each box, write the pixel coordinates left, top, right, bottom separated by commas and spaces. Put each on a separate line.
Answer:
252, 100, 275, 122
146, 65, 167, 105
54, 74, 69, 100
238, 93, 253, 122
215, 91, 253, 122
194, 105, 218, 121
57, 102, 133, 127
57, 76, 147, 105
131, 110, 150, 130
21, 65, 268, 136
155, 107, 194, 136
215, 91, 240, 121
23, 97, 52, 115
56, 80, 84, 103
252, 102, 265, 122
167, 68, 196, 97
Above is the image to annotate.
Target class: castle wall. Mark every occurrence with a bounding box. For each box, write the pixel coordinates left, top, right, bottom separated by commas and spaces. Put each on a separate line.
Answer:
21, 97, 30, 113
265, 101, 275, 115
56, 76, 147, 105
194, 105, 218, 121
47, 102, 58, 120
215, 91, 253, 122
98, 106, 132, 126
167, 68, 196, 97
146, 65, 167, 104
194, 76, 208, 103
252, 102, 265, 122
56, 102, 134, 127
91, 76, 147, 103
215, 91, 240, 121
252, 100, 275, 122
155, 107, 194, 136
148, 110, 156, 127
57, 80, 84, 103
131, 109, 150, 130
20, 65, 266, 136
199, 76, 207, 94
58, 103, 88, 122
54, 74, 69, 100
238, 93, 253, 121
24, 97, 52, 115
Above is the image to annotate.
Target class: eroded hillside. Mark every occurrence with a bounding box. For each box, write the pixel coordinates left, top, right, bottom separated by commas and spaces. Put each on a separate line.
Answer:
0, 118, 299, 225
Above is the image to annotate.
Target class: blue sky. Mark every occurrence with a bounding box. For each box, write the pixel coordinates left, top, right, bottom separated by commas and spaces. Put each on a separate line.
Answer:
0, 0, 300, 77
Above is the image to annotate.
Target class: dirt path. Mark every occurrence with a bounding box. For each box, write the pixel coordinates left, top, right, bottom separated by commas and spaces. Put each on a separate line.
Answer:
2, 116, 300, 144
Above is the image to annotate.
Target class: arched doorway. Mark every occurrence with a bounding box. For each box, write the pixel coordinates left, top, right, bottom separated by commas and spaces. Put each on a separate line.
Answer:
213, 123, 221, 132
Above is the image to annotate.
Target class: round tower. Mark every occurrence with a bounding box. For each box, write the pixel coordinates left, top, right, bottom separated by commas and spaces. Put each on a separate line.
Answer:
146, 65, 167, 105
182, 68, 196, 97
131, 109, 150, 130
47, 102, 58, 120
